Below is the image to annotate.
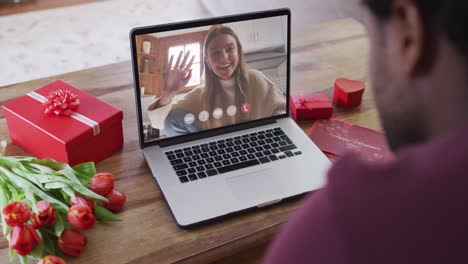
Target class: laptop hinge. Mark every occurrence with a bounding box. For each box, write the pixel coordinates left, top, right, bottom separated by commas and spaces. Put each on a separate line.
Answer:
257, 199, 282, 208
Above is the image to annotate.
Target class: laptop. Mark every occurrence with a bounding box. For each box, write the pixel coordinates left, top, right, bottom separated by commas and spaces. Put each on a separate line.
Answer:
130, 8, 331, 227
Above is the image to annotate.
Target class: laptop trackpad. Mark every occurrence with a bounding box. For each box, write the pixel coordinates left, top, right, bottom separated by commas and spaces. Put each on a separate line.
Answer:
226, 168, 284, 205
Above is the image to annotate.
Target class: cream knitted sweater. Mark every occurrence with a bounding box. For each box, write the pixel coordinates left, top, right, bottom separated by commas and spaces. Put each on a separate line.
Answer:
148, 69, 286, 131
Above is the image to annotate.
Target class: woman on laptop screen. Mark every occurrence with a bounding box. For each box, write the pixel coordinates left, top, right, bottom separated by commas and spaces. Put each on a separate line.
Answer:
147, 26, 286, 137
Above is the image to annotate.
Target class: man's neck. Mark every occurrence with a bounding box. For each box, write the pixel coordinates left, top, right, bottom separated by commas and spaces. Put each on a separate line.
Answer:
421, 41, 468, 139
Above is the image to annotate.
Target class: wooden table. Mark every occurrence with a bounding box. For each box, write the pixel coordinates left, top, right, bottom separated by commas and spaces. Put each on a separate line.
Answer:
0, 19, 379, 264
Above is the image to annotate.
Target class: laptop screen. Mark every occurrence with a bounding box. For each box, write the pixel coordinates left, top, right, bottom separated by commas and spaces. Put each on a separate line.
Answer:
132, 11, 289, 144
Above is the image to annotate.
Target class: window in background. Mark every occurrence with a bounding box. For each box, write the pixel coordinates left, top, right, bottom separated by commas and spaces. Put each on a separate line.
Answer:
168, 42, 201, 87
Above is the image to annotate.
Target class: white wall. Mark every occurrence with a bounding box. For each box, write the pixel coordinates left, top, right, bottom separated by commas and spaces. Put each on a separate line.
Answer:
201, 0, 362, 28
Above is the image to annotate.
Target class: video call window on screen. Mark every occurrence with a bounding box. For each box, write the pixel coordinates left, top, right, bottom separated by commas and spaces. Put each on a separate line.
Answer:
136, 16, 288, 143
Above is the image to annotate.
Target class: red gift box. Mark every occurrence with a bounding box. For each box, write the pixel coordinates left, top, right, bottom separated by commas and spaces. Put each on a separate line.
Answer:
290, 93, 333, 120
2, 80, 123, 166
333, 78, 365, 108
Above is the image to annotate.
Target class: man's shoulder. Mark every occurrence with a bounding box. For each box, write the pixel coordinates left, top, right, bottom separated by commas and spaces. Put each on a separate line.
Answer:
326, 147, 431, 206
328, 154, 394, 186
327, 128, 468, 195
325, 154, 394, 208
263, 126, 468, 264
324, 133, 468, 261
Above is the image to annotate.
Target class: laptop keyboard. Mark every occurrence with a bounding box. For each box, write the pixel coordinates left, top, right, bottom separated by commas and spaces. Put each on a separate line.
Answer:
165, 127, 302, 183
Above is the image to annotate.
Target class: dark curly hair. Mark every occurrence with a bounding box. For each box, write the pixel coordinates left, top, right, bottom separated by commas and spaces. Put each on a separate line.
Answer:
363, 0, 468, 58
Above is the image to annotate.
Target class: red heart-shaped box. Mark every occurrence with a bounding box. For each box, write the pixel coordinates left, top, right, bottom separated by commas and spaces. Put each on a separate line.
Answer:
333, 78, 365, 108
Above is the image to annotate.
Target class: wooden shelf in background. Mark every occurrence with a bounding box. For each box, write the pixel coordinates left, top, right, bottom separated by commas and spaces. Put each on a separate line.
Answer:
137, 51, 158, 59
139, 72, 156, 77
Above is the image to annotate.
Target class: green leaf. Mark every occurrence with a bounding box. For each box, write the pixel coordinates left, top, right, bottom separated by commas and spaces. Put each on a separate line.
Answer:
0, 181, 10, 235
6, 182, 20, 202
0, 165, 69, 211
28, 163, 57, 174
39, 177, 72, 185
42, 230, 56, 255
44, 182, 69, 189
0, 156, 33, 168
29, 229, 45, 259
19, 255, 27, 264
10, 167, 43, 189
0, 165, 25, 190
64, 164, 93, 186
9, 247, 15, 261
72, 162, 96, 179
95, 205, 121, 222
0, 180, 9, 208
37, 176, 106, 202
33, 175, 58, 184
61, 187, 75, 203
34, 191, 68, 212
54, 211, 65, 237
72, 183, 108, 202
24, 187, 38, 214
3, 225, 12, 239
31, 158, 90, 186
58, 167, 81, 185
30, 158, 66, 171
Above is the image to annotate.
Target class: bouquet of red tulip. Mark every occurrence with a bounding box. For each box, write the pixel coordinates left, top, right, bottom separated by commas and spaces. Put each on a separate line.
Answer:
0, 156, 127, 264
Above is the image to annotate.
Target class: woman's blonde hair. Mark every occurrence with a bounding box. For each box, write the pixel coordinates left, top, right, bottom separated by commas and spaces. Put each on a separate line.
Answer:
201, 26, 249, 129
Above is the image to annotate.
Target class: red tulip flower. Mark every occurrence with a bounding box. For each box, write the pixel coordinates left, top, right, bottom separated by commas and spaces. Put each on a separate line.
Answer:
9, 224, 41, 256
38, 255, 66, 264
67, 205, 96, 230
58, 228, 87, 257
32, 200, 57, 229
70, 193, 95, 213
2, 201, 32, 227
103, 190, 127, 211
89, 172, 114, 196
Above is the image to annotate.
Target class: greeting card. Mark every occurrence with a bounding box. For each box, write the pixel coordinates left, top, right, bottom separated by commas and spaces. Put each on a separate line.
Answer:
308, 119, 393, 161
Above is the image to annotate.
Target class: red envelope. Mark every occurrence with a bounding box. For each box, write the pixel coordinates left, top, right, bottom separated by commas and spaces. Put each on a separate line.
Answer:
2, 80, 123, 166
